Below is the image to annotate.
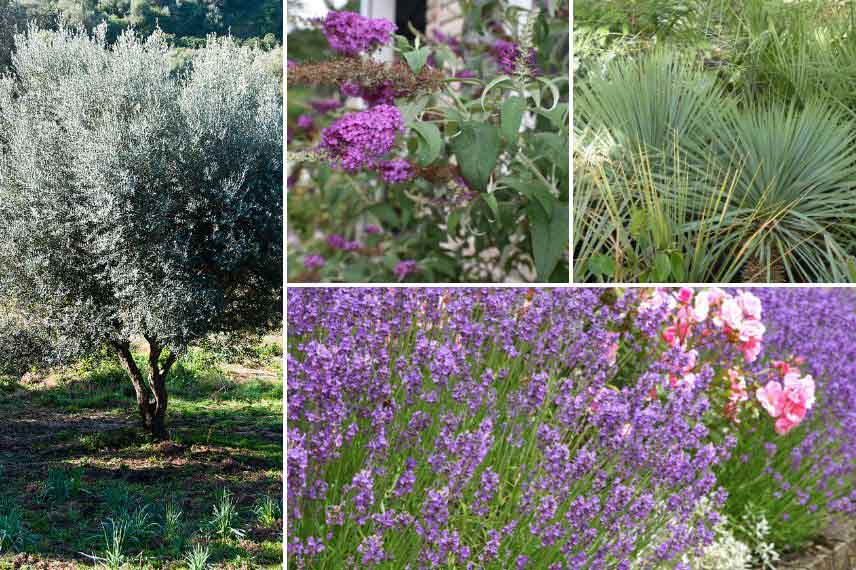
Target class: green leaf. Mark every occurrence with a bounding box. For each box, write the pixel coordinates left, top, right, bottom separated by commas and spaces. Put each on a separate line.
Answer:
480, 75, 513, 111
447, 209, 463, 236
534, 76, 561, 111
433, 44, 457, 70
654, 252, 672, 282
382, 253, 400, 271
528, 202, 568, 281
505, 176, 556, 220
670, 252, 686, 281
343, 262, 368, 282
588, 254, 615, 278
409, 121, 443, 166
393, 34, 412, 51
400, 194, 414, 227
500, 96, 526, 143
366, 203, 399, 228
535, 104, 569, 130
533, 132, 569, 169
443, 106, 465, 124
482, 193, 499, 220
404, 47, 430, 76
629, 208, 647, 239
398, 96, 429, 125
425, 256, 458, 277
451, 122, 501, 190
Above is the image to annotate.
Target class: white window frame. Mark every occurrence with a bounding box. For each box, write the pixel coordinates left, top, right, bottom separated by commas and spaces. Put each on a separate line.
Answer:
359, 0, 534, 60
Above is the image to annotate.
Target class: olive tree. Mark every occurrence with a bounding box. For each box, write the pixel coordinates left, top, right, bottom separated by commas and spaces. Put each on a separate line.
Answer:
0, 309, 52, 379
0, 24, 283, 439
0, 0, 14, 71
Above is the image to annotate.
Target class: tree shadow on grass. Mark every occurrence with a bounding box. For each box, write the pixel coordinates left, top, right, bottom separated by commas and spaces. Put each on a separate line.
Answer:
0, 352, 282, 567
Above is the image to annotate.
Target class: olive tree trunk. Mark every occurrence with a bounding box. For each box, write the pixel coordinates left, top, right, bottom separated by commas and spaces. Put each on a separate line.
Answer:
112, 337, 177, 440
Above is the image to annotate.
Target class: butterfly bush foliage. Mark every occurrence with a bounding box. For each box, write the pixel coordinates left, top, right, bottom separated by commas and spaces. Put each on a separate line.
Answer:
287, 1, 569, 283
286, 288, 854, 569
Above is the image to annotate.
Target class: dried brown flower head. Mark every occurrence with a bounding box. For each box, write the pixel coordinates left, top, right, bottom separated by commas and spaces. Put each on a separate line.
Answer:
413, 163, 458, 184
288, 58, 446, 98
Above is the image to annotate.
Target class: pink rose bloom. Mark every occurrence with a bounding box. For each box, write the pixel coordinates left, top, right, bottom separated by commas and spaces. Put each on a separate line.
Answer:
772, 360, 791, 376
676, 304, 694, 323
706, 288, 727, 304
783, 372, 816, 409
605, 340, 619, 366
741, 337, 762, 363
668, 371, 697, 390
683, 349, 698, 372
728, 370, 748, 403
739, 319, 766, 343
677, 287, 694, 305
692, 292, 711, 322
737, 291, 762, 320
662, 325, 678, 347
662, 322, 689, 348
717, 297, 744, 331
756, 373, 816, 435
640, 288, 675, 312
757, 381, 785, 417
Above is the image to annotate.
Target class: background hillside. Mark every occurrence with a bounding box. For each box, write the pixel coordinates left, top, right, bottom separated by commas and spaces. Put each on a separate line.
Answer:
3, 0, 281, 47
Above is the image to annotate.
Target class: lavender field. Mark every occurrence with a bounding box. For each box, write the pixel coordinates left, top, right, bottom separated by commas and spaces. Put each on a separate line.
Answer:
286, 288, 855, 569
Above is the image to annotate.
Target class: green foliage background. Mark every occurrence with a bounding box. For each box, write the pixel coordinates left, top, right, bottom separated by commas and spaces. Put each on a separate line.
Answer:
3, 0, 281, 48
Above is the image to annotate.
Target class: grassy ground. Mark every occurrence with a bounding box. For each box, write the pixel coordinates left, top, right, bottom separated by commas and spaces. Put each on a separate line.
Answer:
0, 338, 283, 569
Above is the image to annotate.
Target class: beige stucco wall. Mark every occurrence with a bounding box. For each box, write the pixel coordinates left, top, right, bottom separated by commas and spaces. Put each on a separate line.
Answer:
426, 0, 463, 36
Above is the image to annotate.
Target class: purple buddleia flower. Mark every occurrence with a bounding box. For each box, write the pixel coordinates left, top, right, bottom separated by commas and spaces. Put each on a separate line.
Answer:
491, 39, 538, 75
323, 11, 396, 56
394, 260, 418, 280
431, 30, 463, 55
341, 81, 398, 106
325, 234, 346, 249
320, 104, 404, 172
310, 98, 343, 113
378, 158, 414, 184
303, 254, 325, 271
326, 234, 362, 252
454, 69, 477, 79
296, 114, 314, 131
